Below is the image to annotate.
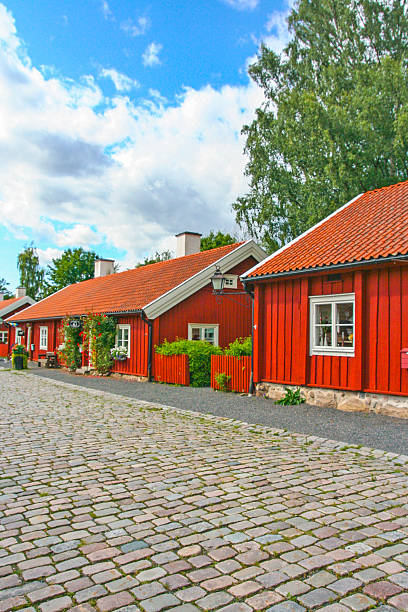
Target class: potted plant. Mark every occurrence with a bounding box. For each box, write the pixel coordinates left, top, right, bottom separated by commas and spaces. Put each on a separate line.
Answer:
110, 345, 128, 361
12, 345, 29, 370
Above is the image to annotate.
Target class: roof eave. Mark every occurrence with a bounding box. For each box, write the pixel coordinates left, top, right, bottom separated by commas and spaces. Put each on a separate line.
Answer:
242, 254, 408, 283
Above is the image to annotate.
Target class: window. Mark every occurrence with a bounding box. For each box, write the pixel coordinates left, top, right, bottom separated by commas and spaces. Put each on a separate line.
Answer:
310, 294, 355, 356
116, 324, 131, 357
16, 327, 23, 345
223, 275, 238, 289
39, 326, 48, 350
0, 331, 7, 344
188, 324, 219, 346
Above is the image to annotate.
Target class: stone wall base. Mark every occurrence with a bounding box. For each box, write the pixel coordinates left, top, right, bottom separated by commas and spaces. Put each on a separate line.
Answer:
256, 382, 408, 419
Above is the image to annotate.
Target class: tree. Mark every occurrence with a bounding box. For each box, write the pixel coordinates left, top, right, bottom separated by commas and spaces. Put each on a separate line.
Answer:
0, 279, 12, 299
200, 230, 237, 251
234, 0, 408, 252
17, 244, 45, 300
46, 248, 99, 296
136, 250, 172, 267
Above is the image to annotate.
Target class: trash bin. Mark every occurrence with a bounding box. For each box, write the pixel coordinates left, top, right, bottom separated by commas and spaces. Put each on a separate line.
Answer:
13, 355, 24, 370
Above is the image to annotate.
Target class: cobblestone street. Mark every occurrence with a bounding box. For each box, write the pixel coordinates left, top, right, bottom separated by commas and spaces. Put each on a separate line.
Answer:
1, 371, 408, 612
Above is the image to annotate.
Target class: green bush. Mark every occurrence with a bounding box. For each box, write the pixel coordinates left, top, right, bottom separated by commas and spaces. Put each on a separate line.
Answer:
214, 372, 231, 392
156, 339, 222, 387
11, 345, 29, 369
224, 336, 252, 357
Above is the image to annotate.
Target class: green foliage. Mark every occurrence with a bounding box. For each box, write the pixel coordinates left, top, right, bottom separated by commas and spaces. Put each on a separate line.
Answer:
200, 231, 237, 251
83, 313, 116, 375
11, 345, 28, 369
156, 339, 222, 387
0, 278, 13, 299
224, 336, 252, 357
45, 248, 99, 296
136, 250, 172, 267
17, 243, 46, 300
214, 372, 231, 392
58, 317, 82, 371
276, 388, 305, 406
234, 0, 408, 252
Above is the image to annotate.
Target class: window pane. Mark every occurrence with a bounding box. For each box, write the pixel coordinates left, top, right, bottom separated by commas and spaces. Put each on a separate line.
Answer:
191, 328, 201, 341
335, 325, 354, 348
204, 328, 215, 344
337, 302, 353, 324
315, 303, 331, 324
123, 329, 129, 340
314, 325, 332, 347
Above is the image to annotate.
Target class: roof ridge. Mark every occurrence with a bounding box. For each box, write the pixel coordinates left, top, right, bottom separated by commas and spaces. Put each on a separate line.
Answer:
361, 178, 408, 197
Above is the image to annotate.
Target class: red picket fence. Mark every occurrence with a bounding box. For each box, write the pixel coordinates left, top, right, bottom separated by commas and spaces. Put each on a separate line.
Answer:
211, 355, 251, 393
154, 353, 190, 386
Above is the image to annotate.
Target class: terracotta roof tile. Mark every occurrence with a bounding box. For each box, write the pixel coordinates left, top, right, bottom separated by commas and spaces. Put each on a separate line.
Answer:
7, 242, 244, 321
0, 297, 20, 312
247, 180, 408, 278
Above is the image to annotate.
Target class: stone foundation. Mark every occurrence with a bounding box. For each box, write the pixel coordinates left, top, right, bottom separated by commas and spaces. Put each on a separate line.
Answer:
256, 382, 408, 418
110, 373, 148, 382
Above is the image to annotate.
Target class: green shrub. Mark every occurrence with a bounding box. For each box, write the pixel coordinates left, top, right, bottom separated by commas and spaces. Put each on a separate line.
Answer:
11, 345, 29, 369
214, 372, 231, 392
276, 388, 305, 406
156, 339, 222, 387
224, 336, 252, 357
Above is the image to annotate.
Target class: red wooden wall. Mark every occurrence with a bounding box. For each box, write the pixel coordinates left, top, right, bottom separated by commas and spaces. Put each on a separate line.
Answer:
254, 264, 408, 397
111, 315, 148, 377
154, 257, 255, 350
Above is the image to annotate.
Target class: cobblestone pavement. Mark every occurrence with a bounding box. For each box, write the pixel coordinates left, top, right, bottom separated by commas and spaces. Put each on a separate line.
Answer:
1, 372, 408, 612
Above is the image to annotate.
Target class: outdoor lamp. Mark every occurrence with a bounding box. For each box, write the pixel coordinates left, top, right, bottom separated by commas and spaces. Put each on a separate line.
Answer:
211, 265, 226, 293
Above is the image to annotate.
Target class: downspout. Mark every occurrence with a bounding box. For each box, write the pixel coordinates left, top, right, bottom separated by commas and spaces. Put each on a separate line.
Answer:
243, 283, 255, 395
140, 311, 153, 382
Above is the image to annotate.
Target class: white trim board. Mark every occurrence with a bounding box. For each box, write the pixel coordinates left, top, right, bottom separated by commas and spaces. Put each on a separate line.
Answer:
144, 240, 266, 319
241, 192, 364, 279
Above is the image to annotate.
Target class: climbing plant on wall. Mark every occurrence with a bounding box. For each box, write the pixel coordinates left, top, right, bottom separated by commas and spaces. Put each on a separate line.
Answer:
82, 313, 116, 375
58, 316, 82, 371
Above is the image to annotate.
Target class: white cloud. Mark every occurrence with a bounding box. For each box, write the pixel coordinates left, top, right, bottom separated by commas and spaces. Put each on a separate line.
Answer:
0, 3, 264, 267
222, 0, 258, 10
37, 247, 64, 267
101, 0, 112, 20
121, 16, 149, 37
100, 68, 138, 92
142, 42, 162, 67
263, 0, 294, 54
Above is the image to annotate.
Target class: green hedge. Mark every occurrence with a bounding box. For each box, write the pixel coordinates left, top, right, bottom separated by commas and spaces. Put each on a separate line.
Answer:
224, 336, 252, 357
156, 339, 222, 387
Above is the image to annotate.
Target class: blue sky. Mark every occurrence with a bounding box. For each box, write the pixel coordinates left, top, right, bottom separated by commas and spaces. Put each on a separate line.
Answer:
0, 0, 291, 291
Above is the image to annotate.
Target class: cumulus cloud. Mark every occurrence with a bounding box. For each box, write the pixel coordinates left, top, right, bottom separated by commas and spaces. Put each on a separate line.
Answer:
222, 0, 258, 10
0, 3, 263, 266
263, 0, 295, 54
100, 68, 139, 92
101, 0, 112, 20
142, 42, 162, 67
37, 247, 64, 267
121, 16, 149, 37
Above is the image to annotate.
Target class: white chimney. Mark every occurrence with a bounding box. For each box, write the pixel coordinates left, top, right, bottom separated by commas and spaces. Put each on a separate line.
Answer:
0, 293, 4, 301
16, 287, 26, 298
94, 258, 115, 278
176, 232, 202, 257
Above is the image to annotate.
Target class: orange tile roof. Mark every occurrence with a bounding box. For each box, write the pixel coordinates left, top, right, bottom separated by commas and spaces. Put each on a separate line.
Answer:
247, 180, 408, 278
7, 242, 244, 322
0, 297, 20, 312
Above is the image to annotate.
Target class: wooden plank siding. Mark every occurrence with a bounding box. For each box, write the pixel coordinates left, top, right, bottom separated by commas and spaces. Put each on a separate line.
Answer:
255, 264, 408, 397
211, 355, 251, 393
111, 315, 148, 377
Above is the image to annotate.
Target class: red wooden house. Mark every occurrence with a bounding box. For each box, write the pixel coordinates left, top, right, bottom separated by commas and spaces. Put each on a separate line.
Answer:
243, 180, 408, 417
0, 288, 35, 358
8, 234, 265, 379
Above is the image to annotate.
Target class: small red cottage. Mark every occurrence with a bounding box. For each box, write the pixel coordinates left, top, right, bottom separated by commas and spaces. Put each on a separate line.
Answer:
0, 288, 35, 358
8, 234, 265, 379
242, 180, 408, 417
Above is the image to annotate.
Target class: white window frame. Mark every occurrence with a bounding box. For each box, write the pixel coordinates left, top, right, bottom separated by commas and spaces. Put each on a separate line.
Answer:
39, 326, 48, 351
309, 293, 355, 357
0, 331, 8, 344
223, 275, 238, 289
116, 324, 131, 357
188, 324, 219, 346
15, 327, 23, 345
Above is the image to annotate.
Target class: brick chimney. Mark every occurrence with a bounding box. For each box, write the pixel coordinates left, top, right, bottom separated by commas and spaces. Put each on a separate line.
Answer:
16, 287, 26, 298
94, 258, 115, 278
175, 232, 202, 257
